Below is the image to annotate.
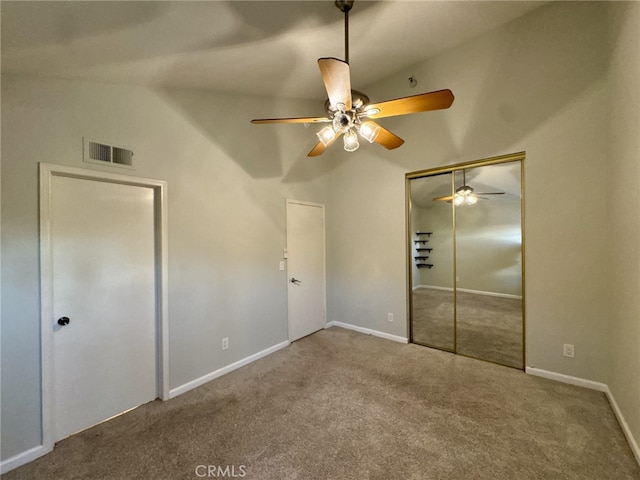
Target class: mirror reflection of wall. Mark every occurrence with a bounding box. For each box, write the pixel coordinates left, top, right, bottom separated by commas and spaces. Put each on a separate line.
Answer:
407, 153, 525, 369
410, 173, 454, 351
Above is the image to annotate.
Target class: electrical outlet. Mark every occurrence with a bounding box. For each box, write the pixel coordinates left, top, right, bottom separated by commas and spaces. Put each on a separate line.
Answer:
387, 312, 394, 322
563, 343, 574, 358
222, 337, 229, 350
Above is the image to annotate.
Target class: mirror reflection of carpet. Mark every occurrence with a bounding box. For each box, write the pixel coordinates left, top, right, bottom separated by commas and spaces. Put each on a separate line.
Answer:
412, 288, 522, 368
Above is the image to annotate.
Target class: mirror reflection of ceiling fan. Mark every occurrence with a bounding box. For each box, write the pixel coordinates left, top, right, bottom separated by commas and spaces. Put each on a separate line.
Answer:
433, 170, 505, 205
251, 0, 454, 157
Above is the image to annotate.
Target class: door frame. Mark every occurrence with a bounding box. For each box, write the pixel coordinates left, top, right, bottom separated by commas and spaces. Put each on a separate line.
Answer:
39, 163, 169, 450
285, 199, 327, 341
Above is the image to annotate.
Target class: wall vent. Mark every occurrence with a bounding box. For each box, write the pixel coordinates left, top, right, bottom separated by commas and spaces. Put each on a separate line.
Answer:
83, 138, 134, 168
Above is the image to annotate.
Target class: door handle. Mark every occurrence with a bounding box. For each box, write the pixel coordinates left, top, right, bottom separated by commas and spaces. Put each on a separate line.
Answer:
57, 316, 71, 326
290, 278, 302, 285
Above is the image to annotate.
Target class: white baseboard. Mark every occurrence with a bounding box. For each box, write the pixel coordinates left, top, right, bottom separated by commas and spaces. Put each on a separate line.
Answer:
526, 367, 639, 466
326, 321, 408, 344
169, 340, 290, 399
413, 284, 521, 300
413, 284, 451, 292
605, 386, 640, 465
1, 445, 50, 475
525, 367, 608, 391
457, 287, 522, 300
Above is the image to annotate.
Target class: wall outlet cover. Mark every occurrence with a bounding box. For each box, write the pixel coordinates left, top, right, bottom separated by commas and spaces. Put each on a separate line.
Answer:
563, 343, 575, 358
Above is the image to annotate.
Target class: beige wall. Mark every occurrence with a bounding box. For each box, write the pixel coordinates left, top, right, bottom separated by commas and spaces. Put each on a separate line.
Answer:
607, 1, 640, 458
0, 76, 330, 459
328, 1, 611, 378
456, 198, 522, 296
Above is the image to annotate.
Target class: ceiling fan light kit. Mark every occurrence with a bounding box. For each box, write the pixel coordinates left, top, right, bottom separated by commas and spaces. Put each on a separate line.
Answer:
454, 190, 478, 206
433, 169, 506, 206
251, 0, 454, 156
343, 129, 360, 152
358, 122, 381, 143
316, 126, 337, 146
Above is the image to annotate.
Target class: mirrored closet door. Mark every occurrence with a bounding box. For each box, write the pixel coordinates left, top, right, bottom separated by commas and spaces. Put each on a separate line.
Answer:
406, 153, 525, 369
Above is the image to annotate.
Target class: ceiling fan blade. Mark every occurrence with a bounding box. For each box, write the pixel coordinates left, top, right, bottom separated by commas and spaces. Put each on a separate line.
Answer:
318, 57, 352, 110
307, 131, 340, 157
433, 195, 454, 202
475, 192, 505, 196
308, 142, 328, 157
251, 116, 330, 125
366, 89, 454, 119
372, 123, 405, 150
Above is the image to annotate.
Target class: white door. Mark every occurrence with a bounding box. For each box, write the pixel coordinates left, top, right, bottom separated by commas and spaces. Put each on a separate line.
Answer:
286, 200, 326, 341
50, 175, 158, 440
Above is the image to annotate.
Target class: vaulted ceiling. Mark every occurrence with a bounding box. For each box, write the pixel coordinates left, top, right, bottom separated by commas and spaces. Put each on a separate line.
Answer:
2, 1, 546, 100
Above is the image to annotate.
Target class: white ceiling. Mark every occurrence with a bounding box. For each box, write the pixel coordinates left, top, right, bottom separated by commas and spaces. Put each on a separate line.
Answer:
2, 1, 546, 101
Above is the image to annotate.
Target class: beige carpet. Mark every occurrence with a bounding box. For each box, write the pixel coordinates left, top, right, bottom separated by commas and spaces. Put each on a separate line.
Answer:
412, 288, 523, 368
4, 328, 639, 480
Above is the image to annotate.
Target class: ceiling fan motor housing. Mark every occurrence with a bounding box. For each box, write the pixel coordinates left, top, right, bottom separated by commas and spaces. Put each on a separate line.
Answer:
333, 112, 353, 133
456, 185, 475, 195
324, 90, 370, 116
335, 0, 354, 13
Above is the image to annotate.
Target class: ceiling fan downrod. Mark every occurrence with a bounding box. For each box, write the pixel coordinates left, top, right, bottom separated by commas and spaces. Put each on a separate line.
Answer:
336, 0, 354, 64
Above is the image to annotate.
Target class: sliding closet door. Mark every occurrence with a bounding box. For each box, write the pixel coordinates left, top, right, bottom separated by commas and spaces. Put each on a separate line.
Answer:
407, 153, 525, 369
455, 162, 523, 368
409, 173, 454, 351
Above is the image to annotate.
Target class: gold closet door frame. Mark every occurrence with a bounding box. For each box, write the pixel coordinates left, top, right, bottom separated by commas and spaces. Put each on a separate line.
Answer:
405, 151, 526, 369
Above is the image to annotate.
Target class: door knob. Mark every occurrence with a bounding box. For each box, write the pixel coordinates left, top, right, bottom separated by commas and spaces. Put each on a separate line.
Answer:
290, 278, 302, 285
57, 316, 70, 326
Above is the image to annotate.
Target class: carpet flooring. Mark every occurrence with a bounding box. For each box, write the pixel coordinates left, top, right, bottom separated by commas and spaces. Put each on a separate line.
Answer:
412, 288, 523, 368
4, 327, 639, 480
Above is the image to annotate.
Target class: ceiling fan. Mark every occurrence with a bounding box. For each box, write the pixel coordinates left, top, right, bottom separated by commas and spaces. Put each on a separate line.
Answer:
433, 170, 505, 205
250, 0, 454, 157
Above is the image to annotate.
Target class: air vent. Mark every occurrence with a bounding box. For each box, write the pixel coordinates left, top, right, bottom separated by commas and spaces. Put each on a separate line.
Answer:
112, 147, 133, 165
83, 138, 134, 168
